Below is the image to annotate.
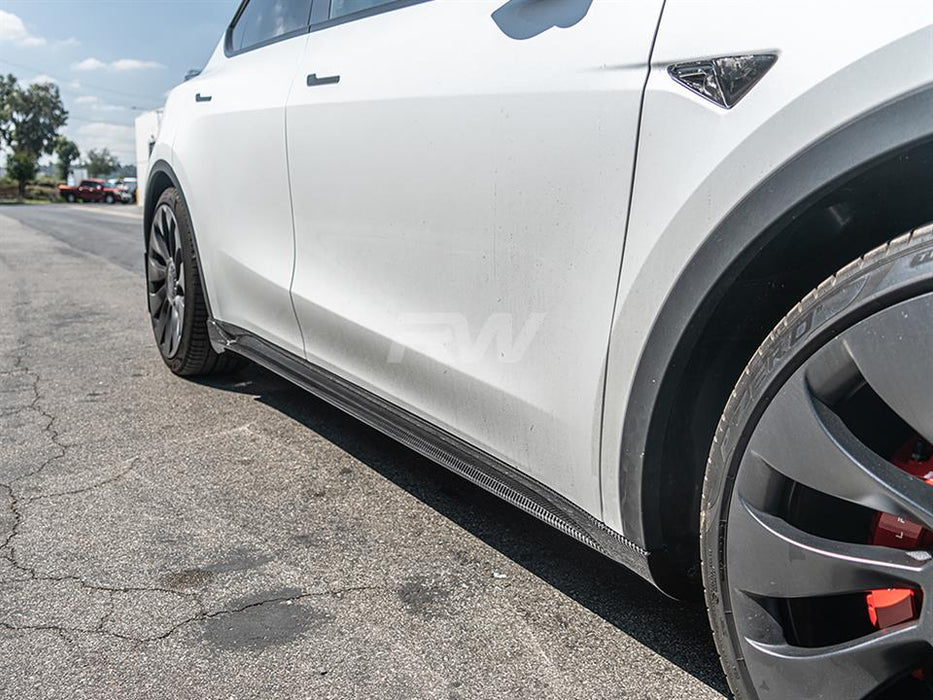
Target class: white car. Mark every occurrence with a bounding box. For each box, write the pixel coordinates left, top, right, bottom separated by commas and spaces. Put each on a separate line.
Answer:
145, 2, 933, 697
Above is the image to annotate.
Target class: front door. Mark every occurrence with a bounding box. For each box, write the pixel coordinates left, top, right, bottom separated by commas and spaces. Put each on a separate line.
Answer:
173, 0, 312, 356
286, 0, 662, 516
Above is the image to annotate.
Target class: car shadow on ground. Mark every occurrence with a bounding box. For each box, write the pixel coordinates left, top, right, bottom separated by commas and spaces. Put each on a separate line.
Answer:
200, 364, 728, 696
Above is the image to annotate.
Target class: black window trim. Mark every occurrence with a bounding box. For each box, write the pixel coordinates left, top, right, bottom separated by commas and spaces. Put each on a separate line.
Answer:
223, 0, 314, 58
310, 0, 431, 33
223, 0, 432, 57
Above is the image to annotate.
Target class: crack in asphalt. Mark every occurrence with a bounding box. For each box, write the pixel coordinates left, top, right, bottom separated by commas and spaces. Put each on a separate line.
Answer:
0, 585, 382, 644
7, 353, 68, 482
25, 456, 139, 502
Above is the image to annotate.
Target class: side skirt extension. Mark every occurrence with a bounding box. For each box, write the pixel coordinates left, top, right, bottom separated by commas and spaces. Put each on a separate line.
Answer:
209, 319, 652, 582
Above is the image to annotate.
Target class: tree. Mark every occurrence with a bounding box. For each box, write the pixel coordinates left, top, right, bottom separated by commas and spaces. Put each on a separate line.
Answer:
9, 81, 67, 156
85, 148, 120, 178
0, 74, 16, 150
0, 75, 68, 197
55, 136, 80, 181
6, 151, 37, 198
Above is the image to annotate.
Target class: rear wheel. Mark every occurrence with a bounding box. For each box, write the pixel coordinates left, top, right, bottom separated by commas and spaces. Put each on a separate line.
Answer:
65, 193, 75, 203
105, 194, 114, 204
703, 224, 933, 700
146, 187, 243, 376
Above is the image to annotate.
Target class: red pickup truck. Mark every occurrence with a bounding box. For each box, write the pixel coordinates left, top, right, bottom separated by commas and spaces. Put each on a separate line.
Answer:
58, 179, 130, 204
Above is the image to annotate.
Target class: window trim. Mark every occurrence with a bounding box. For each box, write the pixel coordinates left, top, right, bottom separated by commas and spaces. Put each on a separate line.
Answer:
221, 0, 432, 59
309, 0, 432, 33
223, 0, 315, 58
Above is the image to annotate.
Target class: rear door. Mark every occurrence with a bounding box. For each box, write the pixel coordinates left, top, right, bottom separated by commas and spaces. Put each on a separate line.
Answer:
172, 0, 312, 356
285, 0, 662, 516
79, 181, 102, 201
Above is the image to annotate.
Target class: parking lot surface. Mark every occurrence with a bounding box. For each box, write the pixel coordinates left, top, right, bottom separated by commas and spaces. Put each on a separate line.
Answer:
0, 204, 728, 700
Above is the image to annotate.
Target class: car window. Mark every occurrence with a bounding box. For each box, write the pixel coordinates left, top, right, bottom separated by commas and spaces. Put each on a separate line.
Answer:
231, 0, 313, 52
329, 0, 399, 20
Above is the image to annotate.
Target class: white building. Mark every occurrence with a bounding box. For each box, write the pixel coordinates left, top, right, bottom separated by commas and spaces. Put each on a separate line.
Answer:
134, 109, 164, 209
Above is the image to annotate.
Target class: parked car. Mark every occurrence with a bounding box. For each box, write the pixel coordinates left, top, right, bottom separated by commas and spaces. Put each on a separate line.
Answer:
59, 179, 130, 204
120, 177, 138, 202
144, 2, 933, 698
105, 179, 135, 204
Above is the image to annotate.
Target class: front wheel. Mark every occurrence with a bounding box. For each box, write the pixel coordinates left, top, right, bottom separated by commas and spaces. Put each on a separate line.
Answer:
105, 194, 114, 204
703, 225, 933, 700
146, 187, 243, 376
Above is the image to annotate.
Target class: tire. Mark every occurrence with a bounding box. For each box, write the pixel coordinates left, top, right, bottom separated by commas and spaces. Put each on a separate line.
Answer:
66, 193, 75, 203
146, 187, 244, 377
105, 194, 114, 204
703, 223, 933, 700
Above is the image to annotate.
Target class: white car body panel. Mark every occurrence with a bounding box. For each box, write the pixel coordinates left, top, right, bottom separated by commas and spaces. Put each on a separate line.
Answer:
171, 35, 309, 357
153, 0, 933, 547
285, 0, 661, 515
599, 1, 933, 531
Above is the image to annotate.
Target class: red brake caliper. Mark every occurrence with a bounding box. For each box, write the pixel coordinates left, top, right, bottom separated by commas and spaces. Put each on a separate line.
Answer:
866, 437, 933, 629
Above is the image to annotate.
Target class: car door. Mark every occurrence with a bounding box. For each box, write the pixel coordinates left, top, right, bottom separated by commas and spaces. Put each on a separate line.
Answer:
79, 181, 100, 201
171, 0, 312, 357
285, 0, 662, 517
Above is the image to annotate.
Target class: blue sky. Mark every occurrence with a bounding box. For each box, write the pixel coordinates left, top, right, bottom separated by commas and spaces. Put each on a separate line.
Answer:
0, 0, 240, 164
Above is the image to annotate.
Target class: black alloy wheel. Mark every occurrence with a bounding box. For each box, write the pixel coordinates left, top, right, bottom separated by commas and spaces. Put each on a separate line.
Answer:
704, 225, 933, 700
145, 187, 244, 376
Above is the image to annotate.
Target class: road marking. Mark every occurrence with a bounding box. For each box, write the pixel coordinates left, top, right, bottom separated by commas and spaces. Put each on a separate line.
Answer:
69, 204, 143, 221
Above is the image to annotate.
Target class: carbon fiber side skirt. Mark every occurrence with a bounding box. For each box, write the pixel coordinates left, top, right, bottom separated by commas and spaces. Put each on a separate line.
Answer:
209, 319, 652, 582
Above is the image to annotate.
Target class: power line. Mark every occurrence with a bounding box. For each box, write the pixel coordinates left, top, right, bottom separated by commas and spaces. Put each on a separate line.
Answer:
67, 115, 138, 127
0, 57, 164, 103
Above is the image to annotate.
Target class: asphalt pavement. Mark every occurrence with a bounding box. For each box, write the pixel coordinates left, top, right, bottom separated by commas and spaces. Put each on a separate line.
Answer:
0, 203, 728, 700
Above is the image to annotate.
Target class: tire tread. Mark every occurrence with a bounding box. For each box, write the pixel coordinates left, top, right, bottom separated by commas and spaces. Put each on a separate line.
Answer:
701, 222, 933, 699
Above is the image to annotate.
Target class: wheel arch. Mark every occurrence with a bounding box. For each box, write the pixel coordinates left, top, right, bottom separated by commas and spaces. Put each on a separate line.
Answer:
619, 86, 933, 596
143, 160, 179, 249
144, 160, 217, 324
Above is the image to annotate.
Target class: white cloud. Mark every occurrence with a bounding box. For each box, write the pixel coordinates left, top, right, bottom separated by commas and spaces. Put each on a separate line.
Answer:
74, 95, 125, 112
72, 121, 135, 165
73, 57, 164, 72
67, 80, 82, 90
73, 57, 107, 71
111, 58, 163, 71
0, 10, 46, 47
56, 37, 80, 48
30, 74, 56, 85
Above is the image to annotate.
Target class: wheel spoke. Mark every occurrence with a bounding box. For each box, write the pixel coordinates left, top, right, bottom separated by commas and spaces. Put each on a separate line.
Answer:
728, 496, 927, 598
842, 295, 933, 445
166, 306, 179, 357
176, 261, 185, 295
147, 254, 166, 283
154, 300, 169, 344
747, 369, 933, 530
160, 207, 172, 253
149, 225, 170, 263
169, 215, 178, 254
148, 287, 166, 316
741, 622, 928, 700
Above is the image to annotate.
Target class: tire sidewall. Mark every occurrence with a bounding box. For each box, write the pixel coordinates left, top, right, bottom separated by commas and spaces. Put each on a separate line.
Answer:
702, 231, 933, 699
147, 188, 200, 374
